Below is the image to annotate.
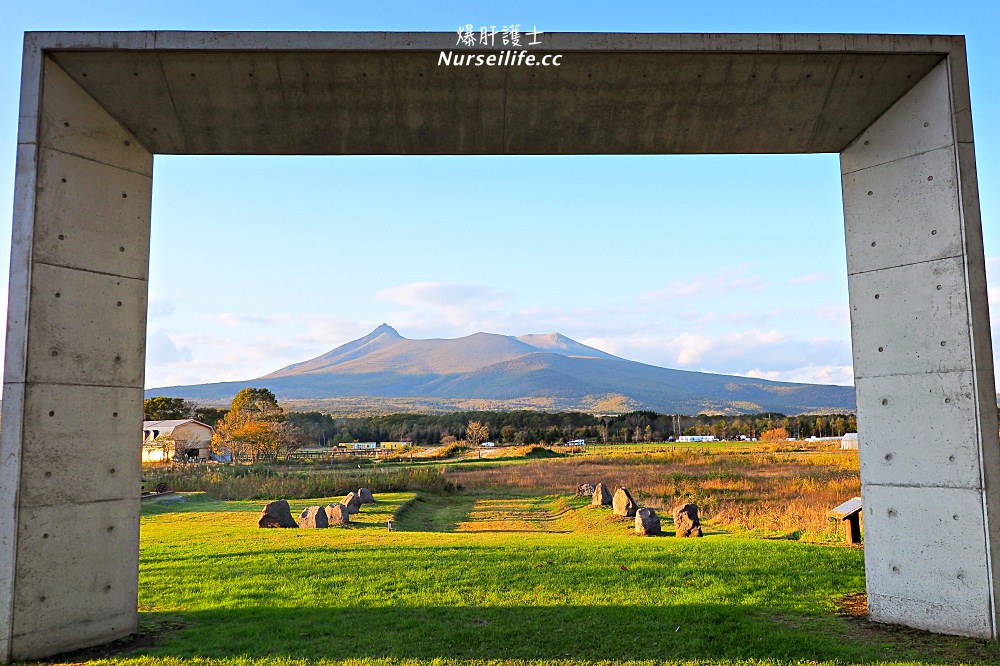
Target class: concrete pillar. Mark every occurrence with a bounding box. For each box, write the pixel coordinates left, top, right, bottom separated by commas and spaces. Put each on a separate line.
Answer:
0, 55, 151, 661
842, 58, 1000, 638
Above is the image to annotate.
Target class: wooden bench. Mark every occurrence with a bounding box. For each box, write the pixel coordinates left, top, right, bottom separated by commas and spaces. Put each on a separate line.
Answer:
828, 497, 863, 545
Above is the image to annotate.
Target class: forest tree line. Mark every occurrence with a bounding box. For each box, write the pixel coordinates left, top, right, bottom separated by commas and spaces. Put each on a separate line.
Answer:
285, 410, 858, 446
146, 396, 857, 447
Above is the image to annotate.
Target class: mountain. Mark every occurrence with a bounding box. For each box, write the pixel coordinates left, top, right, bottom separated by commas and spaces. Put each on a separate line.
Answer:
147, 324, 856, 415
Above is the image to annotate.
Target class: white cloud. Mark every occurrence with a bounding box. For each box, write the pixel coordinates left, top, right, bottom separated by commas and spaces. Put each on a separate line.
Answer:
641, 265, 768, 301
788, 272, 829, 285
144, 317, 389, 389
583, 328, 852, 385
147, 293, 174, 319
377, 282, 510, 311
746, 365, 854, 386
146, 330, 193, 365
214, 312, 292, 327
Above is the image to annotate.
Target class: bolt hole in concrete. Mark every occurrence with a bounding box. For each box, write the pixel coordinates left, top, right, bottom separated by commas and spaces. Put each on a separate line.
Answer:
885, 452, 893, 460
881, 398, 888, 405
878, 346, 884, 352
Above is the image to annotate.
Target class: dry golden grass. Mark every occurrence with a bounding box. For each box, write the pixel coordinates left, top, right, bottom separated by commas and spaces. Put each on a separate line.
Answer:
445, 441, 860, 540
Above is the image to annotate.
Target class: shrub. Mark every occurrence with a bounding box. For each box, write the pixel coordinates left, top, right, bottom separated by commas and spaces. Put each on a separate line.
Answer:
144, 464, 452, 500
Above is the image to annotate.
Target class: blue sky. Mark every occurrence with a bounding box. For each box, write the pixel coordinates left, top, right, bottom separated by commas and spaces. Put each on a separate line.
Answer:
2, 1, 999, 391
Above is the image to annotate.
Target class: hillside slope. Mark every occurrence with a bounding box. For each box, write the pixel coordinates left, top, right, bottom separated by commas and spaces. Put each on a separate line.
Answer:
148, 324, 855, 414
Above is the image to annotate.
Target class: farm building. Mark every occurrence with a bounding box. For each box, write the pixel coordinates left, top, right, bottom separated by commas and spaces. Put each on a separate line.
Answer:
142, 419, 215, 462
343, 441, 412, 452
346, 441, 379, 451
841, 432, 859, 450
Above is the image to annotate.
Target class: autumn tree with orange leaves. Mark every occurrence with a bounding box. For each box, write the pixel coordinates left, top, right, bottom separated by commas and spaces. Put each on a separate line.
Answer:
212, 388, 303, 463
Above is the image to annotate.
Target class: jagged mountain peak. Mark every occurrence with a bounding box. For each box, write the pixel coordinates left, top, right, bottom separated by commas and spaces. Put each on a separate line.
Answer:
365, 323, 403, 340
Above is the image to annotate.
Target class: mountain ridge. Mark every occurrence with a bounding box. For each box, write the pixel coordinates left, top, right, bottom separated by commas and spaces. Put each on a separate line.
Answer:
148, 325, 856, 415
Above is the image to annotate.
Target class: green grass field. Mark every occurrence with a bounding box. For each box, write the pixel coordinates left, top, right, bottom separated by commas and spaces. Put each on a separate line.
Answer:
45, 490, 999, 666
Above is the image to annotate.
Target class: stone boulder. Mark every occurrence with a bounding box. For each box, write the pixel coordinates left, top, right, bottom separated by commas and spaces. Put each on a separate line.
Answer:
258, 499, 298, 528
341, 492, 362, 515
357, 487, 376, 504
635, 507, 661, 536
577, 483, 597, 498
612, 487, 638, 517
325, 503, 350, 525
673, 503, 703, 537
299, 505, 329, 528
592, 483, 613, 506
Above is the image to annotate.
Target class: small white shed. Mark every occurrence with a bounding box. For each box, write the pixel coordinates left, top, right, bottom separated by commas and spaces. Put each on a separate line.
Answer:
841, 432, 859, 450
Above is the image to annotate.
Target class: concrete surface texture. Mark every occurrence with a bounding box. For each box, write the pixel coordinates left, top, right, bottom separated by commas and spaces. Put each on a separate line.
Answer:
1, 31, 996, 661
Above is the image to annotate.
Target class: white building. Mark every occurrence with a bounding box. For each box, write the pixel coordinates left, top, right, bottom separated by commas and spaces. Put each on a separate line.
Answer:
841, 432, 859, 450
142, 419, 215, 462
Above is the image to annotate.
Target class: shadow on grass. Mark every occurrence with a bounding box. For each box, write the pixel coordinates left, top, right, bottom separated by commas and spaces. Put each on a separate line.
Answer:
128, 604, 998, 665
393, 494, 477, 532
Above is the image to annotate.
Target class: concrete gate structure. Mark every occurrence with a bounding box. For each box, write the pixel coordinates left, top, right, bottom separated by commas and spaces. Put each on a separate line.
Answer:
1, 31, 997, 660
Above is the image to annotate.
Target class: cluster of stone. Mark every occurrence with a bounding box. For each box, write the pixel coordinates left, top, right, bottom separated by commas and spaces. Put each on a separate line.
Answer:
591, 483, 613, 506
635, 507, 661, 536
672, 503, 703, 538
257, 499, 298, 528
582, 481, 703, 538
257, 487, 376, 528
612, 487, 638, 517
